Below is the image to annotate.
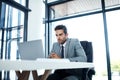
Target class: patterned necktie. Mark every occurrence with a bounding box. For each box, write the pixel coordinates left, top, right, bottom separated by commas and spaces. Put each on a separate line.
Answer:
61, 45, 64, 58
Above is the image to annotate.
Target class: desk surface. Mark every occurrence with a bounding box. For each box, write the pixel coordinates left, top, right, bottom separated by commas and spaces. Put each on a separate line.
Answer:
0, 59, 94, 71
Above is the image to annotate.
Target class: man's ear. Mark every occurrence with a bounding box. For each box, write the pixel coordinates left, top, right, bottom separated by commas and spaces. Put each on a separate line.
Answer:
66, 33, 68, 37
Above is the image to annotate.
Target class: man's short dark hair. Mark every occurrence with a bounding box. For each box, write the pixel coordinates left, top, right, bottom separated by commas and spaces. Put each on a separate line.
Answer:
54, 25, 67, 34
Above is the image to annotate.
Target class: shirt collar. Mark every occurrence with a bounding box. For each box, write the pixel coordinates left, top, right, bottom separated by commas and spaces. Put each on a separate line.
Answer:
60, 41, 66, 47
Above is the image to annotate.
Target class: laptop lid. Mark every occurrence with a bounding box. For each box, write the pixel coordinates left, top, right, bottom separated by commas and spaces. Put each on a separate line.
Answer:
18, 39, 45, 60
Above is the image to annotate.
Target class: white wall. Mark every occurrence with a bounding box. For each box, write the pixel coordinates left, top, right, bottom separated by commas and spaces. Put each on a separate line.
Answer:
27, 0, 45, 80
28, 0, 45, 41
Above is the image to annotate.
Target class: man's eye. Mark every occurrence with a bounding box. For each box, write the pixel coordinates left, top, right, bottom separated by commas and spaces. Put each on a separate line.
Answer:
59, 34, 62, 36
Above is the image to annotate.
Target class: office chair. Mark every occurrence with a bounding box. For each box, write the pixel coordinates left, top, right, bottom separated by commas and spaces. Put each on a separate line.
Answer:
80, 41, 95, 80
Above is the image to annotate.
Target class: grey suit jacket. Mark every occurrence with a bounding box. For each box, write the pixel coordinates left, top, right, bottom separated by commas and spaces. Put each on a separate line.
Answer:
50, 38, 87, 76
50, 38, 87, 62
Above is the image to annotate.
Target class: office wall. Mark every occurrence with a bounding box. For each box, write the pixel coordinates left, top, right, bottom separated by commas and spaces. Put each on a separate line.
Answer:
28, 0, 45, 41
27, 1, 45, 79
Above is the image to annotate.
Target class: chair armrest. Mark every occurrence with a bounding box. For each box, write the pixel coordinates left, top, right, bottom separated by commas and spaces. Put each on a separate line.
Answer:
87, 68, 95, 76
82, 68, 95, 80
86, 68, 95, 80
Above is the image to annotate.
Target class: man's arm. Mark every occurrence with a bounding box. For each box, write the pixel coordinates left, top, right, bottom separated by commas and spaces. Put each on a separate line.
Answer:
68, 39, 87, 62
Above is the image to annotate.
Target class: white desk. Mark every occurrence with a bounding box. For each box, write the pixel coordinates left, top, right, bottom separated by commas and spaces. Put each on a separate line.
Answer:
0, 59, 94, 71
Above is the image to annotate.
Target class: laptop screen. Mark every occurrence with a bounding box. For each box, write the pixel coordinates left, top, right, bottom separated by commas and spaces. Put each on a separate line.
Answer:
18, 39, 45, 60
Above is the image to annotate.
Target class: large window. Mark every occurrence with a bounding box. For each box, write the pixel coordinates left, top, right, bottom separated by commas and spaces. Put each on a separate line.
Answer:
50, 14, 108, 80
0, 1, 28, 79
106, 10, 120, 80
3, 3, 24, 60
47, 0, 120, 80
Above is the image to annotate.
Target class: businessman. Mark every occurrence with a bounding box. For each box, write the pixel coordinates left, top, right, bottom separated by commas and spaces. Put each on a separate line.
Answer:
40, 24, 87, 80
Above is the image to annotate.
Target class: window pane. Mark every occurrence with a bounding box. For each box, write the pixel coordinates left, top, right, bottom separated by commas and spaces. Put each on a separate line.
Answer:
105, 0, 120, 9
50, 14, 108, 80
4, 4, 24, 60
50, 0, 101, 19
0, 3, 25, 80
14, 0, 26, 6
106, 10, 120, 80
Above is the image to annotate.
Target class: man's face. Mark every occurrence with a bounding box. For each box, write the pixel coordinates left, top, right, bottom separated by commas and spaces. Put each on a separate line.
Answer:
55, 29, 68, 44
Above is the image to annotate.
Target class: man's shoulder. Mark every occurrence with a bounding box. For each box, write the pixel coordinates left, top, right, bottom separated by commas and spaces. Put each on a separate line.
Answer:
66, 38, 80, 45
53, 42, 59, 46
68, 38, 79, 42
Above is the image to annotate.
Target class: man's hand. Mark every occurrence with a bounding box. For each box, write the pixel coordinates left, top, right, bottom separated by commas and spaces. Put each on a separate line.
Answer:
49, 53, 61, 59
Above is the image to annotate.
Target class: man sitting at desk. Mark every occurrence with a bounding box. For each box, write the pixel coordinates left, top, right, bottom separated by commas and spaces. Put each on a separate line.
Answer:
40, 24, 87, 80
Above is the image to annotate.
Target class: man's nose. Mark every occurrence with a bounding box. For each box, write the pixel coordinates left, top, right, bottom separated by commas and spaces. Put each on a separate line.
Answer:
57, 36, 60, 39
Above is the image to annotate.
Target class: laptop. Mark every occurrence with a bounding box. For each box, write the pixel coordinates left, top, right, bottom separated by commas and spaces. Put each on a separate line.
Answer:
18, 39, 45, 60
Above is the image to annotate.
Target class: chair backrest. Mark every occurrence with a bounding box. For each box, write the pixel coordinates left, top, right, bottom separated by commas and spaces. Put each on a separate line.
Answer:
80, 41, 93, 62
80, 41, 95, 80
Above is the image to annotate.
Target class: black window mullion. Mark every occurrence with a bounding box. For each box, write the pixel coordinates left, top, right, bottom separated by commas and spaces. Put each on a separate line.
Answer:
1, 0, 31, 12
101, 0, 111, 80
